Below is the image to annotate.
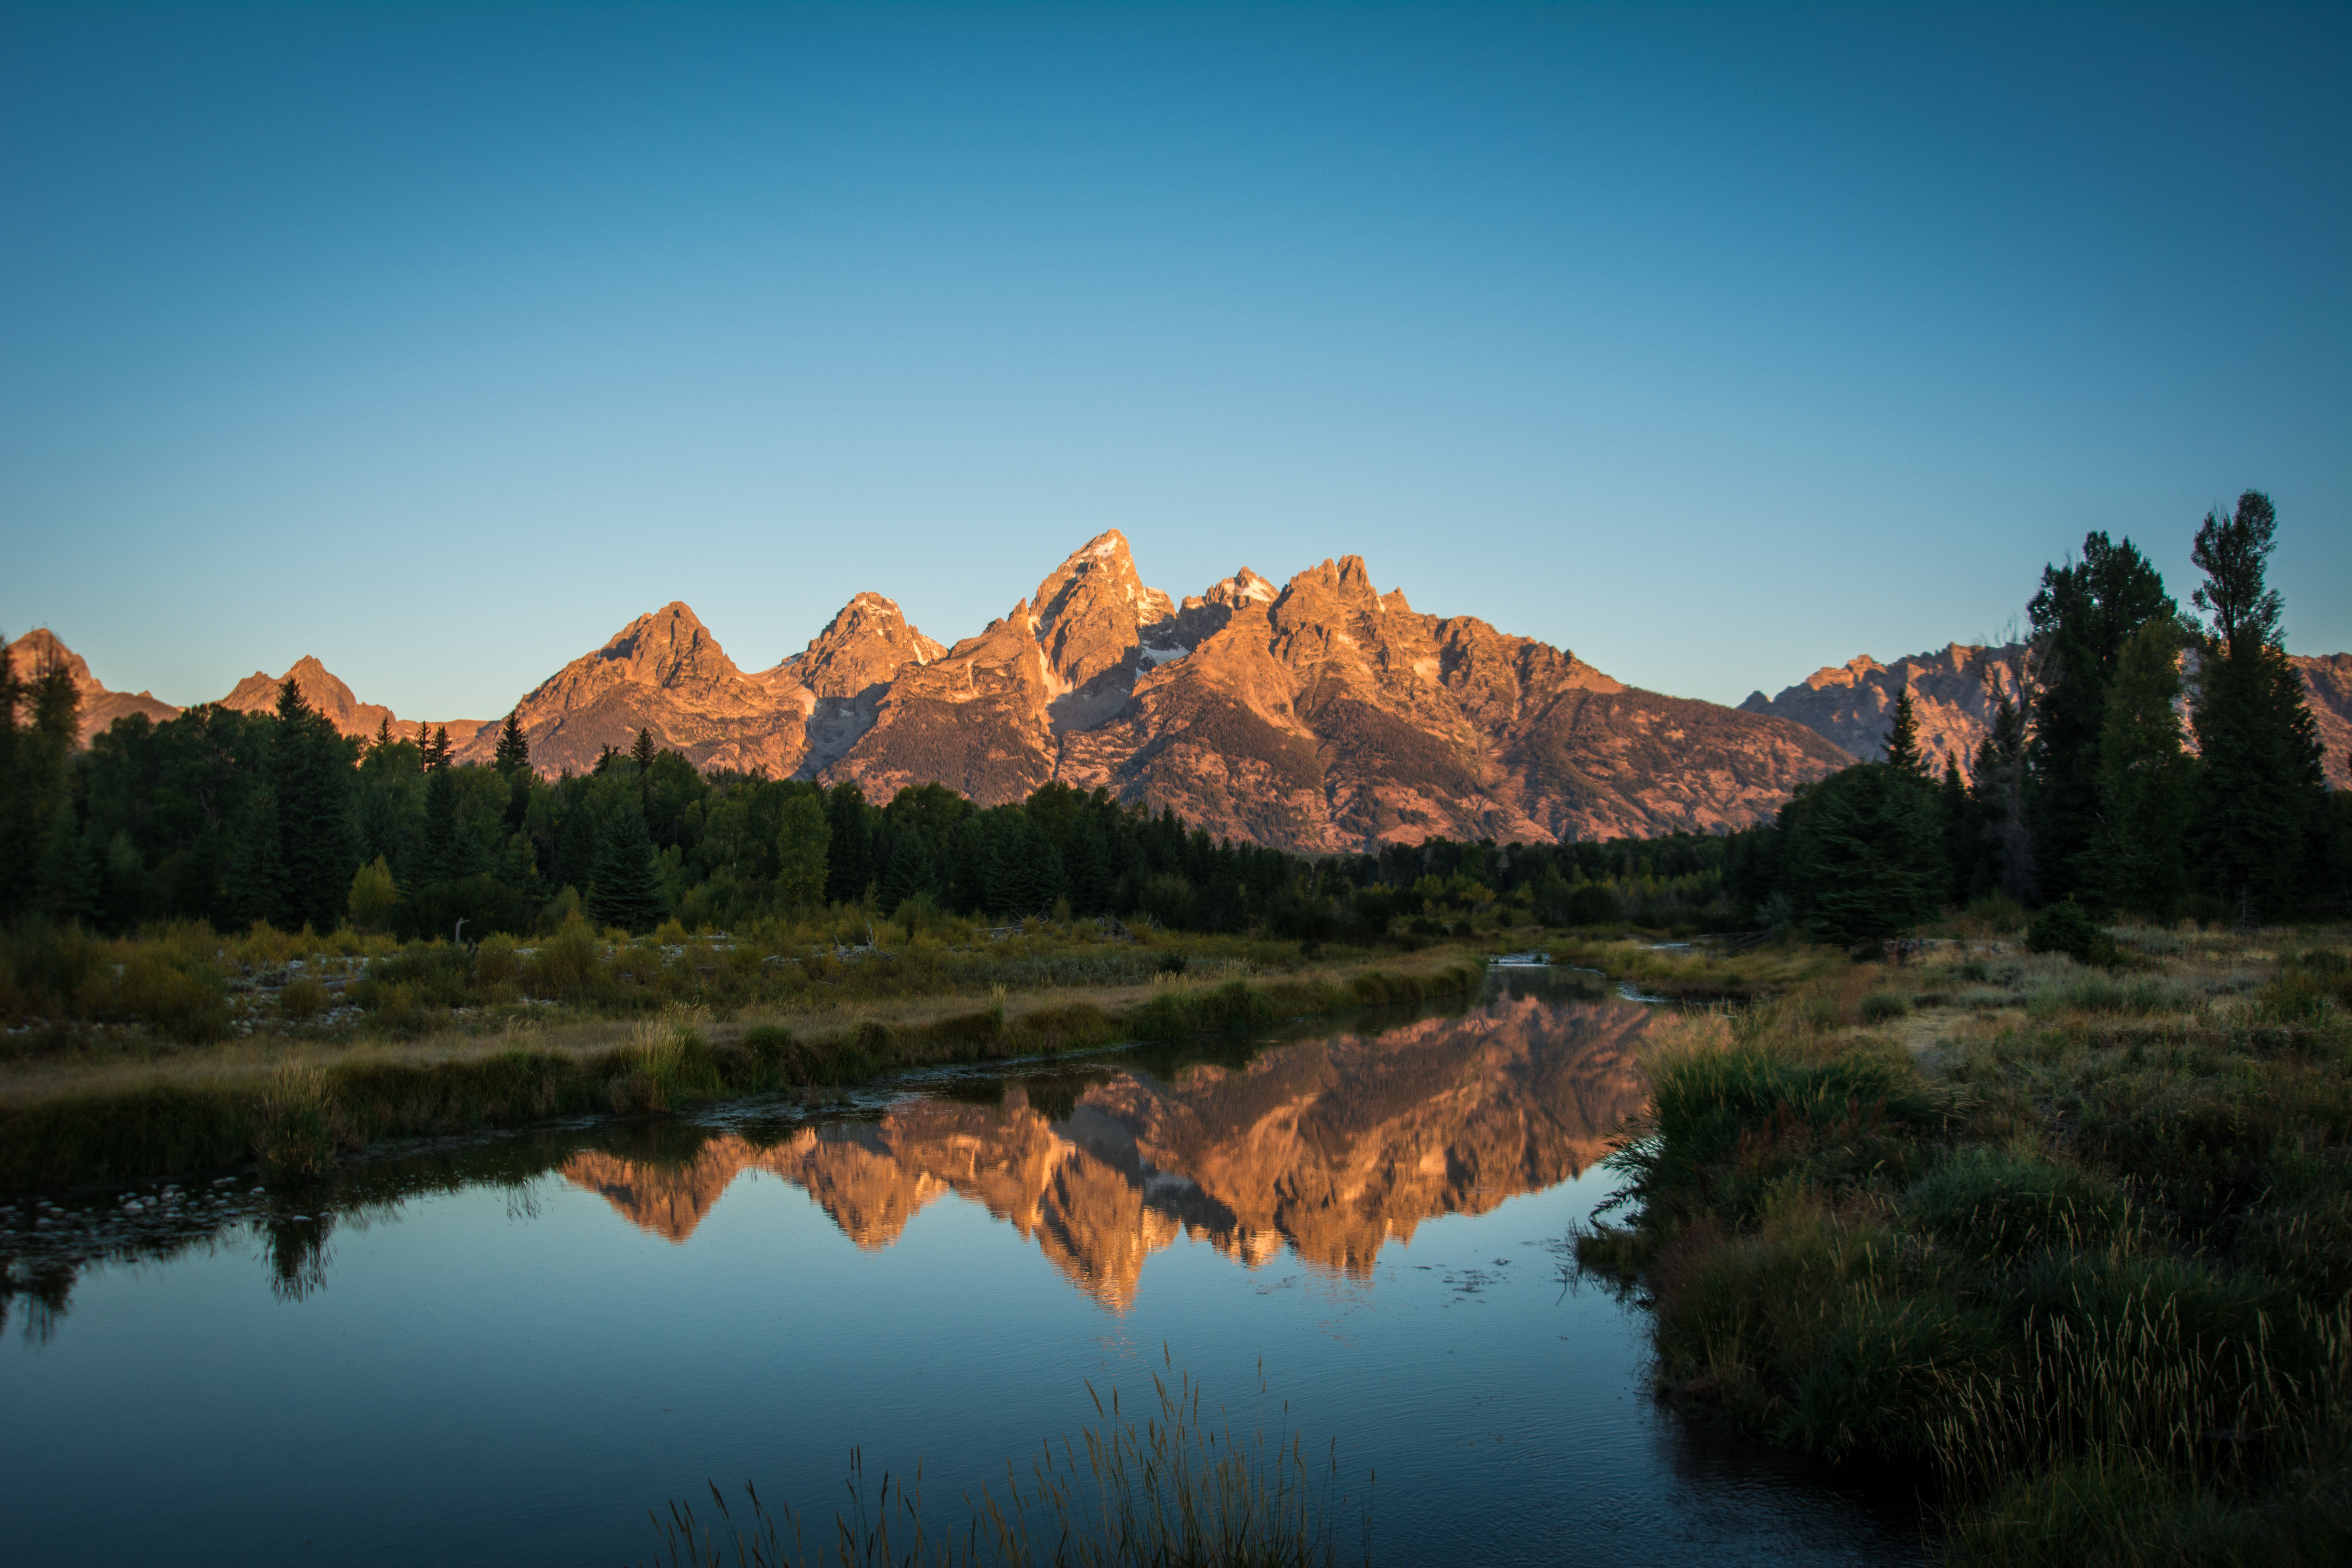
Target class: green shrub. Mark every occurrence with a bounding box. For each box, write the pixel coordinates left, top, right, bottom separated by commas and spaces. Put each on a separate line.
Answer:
2026, 900, 2102, 964
1859, 990, 1912, 1023
110, 951, 232, 1042
278, 975, 327, 1023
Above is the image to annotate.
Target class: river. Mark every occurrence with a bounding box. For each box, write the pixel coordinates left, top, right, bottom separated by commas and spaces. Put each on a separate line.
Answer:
0, 971, 1929, 1564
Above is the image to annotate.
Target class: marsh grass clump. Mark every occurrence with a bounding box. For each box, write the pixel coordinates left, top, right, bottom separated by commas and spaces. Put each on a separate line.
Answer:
252, 1063, 341, 1180
646, 1355, 1367, 1568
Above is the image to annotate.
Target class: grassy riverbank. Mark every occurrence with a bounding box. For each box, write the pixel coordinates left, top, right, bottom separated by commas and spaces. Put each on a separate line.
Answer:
1577, 924, 2352, 1565
0, 914, 1485, 1190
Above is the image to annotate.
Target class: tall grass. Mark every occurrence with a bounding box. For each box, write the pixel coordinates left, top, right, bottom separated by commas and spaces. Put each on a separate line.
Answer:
645, 1356, 1367, 1568
1573, 926, 2352, 1564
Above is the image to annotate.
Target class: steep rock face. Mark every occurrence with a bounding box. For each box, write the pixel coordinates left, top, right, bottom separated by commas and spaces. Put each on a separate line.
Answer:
1740, 644, 2029, 779
820, 604, 1062, 803
1058, 556, 1850, 848
759, 593, 944, 776
457, 602, 804, 777
818, 532, 1183, 804
4, 629, 180, 745
559, 993, 1653, 1309
2293, 653, 2352, 791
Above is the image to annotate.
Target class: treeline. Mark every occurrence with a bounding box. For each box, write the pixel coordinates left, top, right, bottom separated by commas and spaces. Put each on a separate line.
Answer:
0, 657, 1723, 944
7, 494, 2339, 949
1726, 491, 2351, 944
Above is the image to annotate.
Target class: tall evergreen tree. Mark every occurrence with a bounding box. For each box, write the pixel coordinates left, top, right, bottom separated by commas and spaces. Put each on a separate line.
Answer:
492, 711, 531, 830
270, 677, 360, 932
416, 764, 480, 886
1937, 754, 1976, 906
2026, 532, 2176, 904
823, 783, 874, 904
630, 727, 657, 772
1970, 689, 2037, 905
773, 788, 830, 906
2186, 490, 2326, 916
589, 803, 665, 935
493, 711, 530, 777
1884, 689, 1929, 777
2097, 619, 2193, 916
1067, 824, 1114, 916
1780, 763, 1944, 946
876, 828, 937, 914
0, 642, 82, 919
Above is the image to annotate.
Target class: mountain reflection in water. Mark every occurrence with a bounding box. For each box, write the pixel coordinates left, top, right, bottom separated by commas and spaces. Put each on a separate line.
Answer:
560, 994, 1652, 1309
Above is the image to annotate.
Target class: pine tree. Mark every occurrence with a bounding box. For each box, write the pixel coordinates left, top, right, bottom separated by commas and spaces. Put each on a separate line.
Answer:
372, 714, 395, 759
876, 828, 936, 914
2026, 532, 2176, 904
2097, 619, 2192, 916
589, 803, 665, 935
36, 824, 99, 924
416, 764, 479, 885
270, 677, 359, 932
492, 712, 532, 831
773, 788, 830, 906
0, 642, 82, 920
1937, 753, 1976, 906
1970, 690, 2037, 905
494, 711, 530, 777
1781, 763, 1944, 946
1885, 690, 1928, 777
630, 727, 656, 772
1067, 825, 1113, 916
2187, 490, 2326, 916
823, 783, 873, 905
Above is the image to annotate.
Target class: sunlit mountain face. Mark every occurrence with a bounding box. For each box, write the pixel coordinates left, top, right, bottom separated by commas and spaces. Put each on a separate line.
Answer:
560, 991, 1655, 1310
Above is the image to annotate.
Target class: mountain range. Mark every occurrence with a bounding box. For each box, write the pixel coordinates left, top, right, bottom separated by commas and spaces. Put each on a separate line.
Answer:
11, 533, 2347, 850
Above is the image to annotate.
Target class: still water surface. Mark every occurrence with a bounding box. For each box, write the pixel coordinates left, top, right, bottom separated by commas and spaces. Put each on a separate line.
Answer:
2, 975, 1928, 1564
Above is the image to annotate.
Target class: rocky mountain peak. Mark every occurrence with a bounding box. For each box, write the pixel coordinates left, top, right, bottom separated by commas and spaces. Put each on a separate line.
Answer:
1031, 529, 1169, 693
1189, 568, 1278, 612
5, 628, 97, 693
592, 602, 737, 691
221, 656, 379, 735
787, 592, 944, 701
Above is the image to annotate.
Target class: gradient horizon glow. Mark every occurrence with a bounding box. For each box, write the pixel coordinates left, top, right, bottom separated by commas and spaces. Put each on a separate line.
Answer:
3, 2, 2347, 721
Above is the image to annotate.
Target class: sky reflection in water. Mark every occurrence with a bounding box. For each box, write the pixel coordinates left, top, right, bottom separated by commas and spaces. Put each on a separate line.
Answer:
1, 977, 1931, 1565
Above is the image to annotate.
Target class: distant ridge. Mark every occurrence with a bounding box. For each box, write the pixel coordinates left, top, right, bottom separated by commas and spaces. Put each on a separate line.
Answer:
1742, 642, 2351, 792
22, 537, 2346, 849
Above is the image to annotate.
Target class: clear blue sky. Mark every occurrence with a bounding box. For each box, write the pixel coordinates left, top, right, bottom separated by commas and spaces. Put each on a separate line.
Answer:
4, 2, 2346, 720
